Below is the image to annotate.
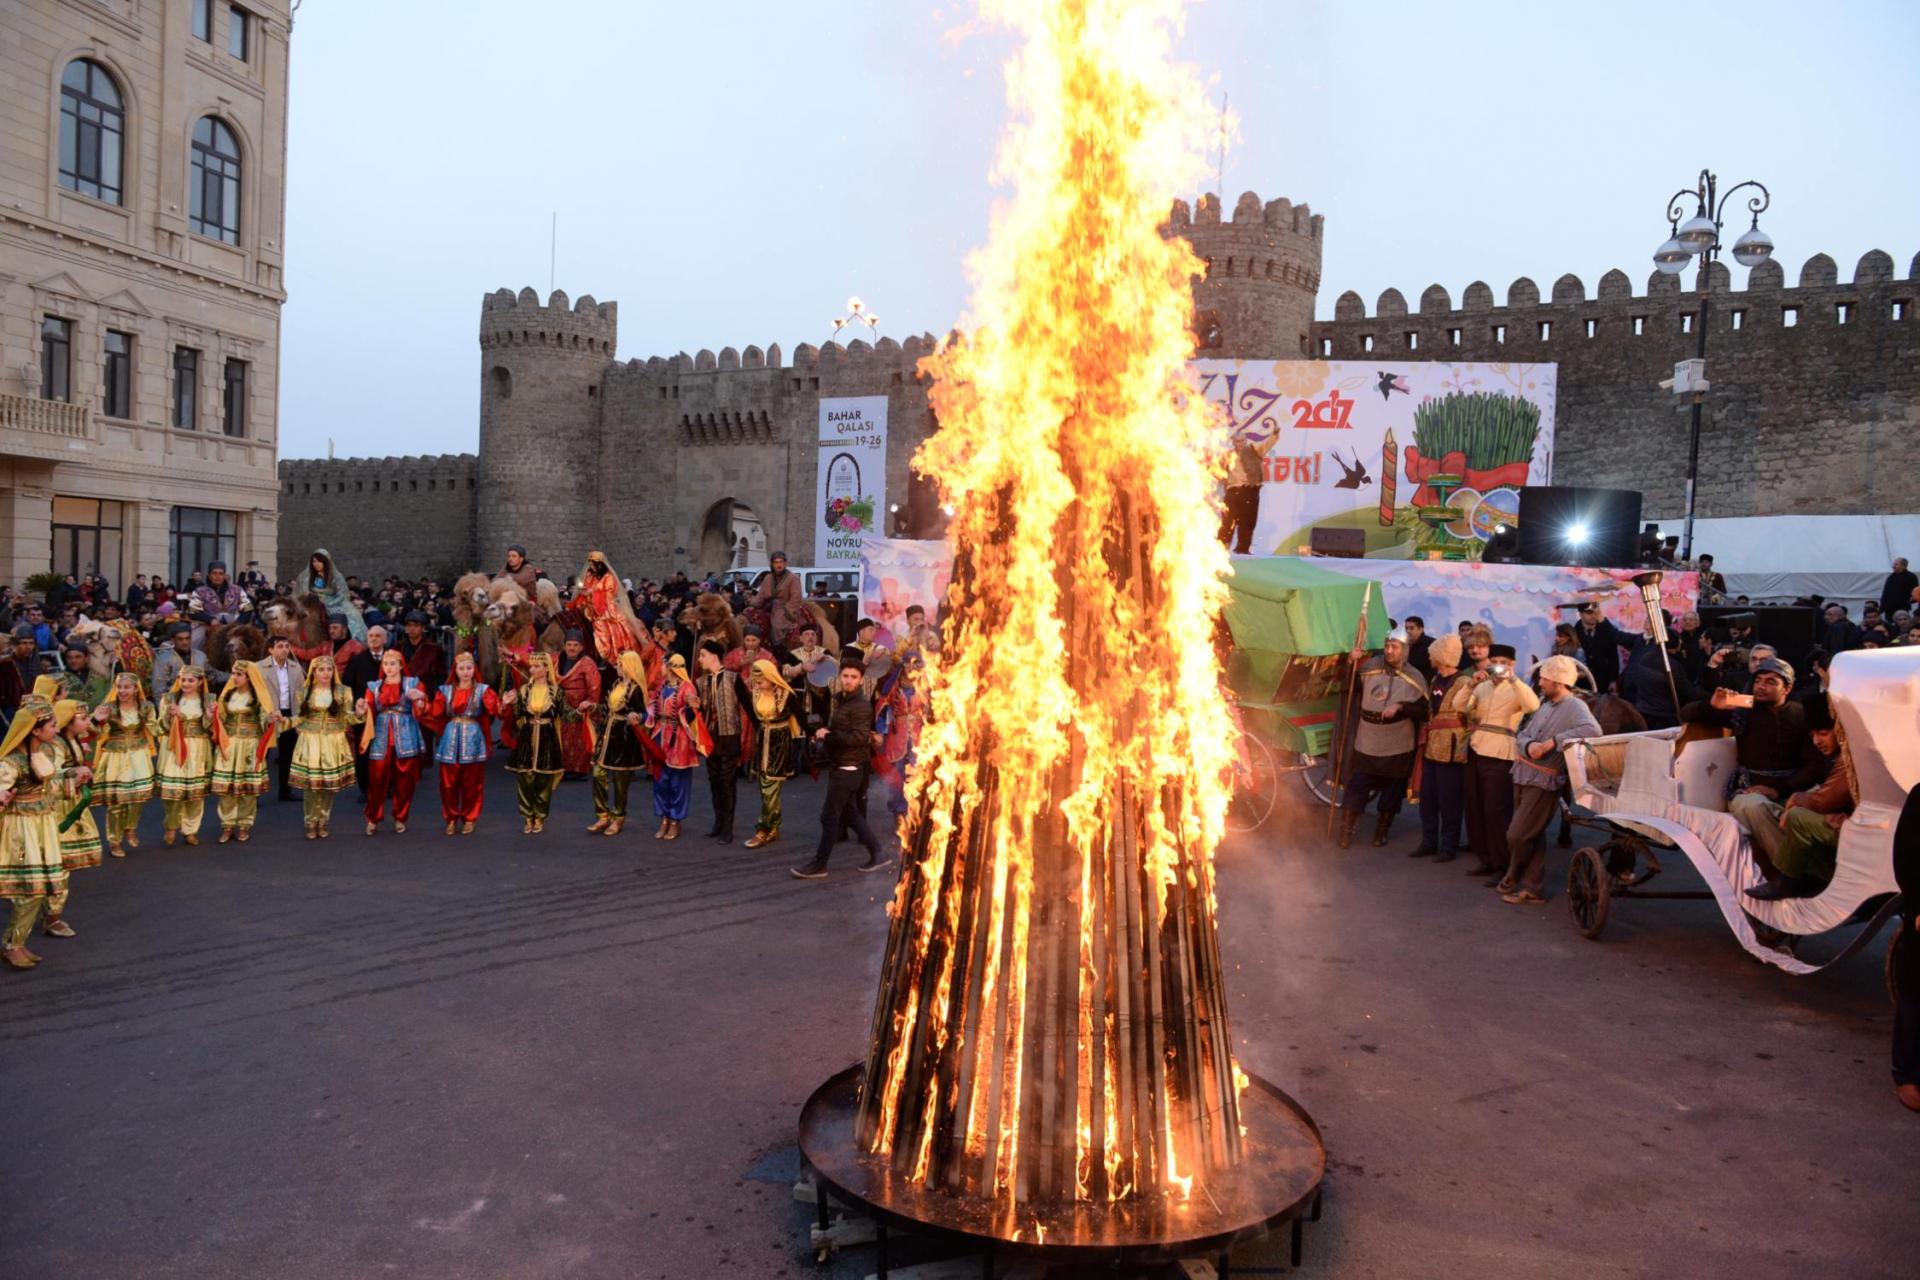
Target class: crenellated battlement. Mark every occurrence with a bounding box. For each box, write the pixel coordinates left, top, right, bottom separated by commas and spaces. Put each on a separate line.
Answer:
1316, 249, 1916, 352
278, 453, 478, 497
1168, 189, 1324, 358
478, 286, 617, 356
613, 331, 947, 382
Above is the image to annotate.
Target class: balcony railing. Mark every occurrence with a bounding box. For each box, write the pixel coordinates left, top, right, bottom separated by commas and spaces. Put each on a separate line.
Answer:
0, 392, 91, 440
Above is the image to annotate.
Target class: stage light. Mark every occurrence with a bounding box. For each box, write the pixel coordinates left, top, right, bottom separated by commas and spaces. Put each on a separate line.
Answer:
1567, 522, 1591, 545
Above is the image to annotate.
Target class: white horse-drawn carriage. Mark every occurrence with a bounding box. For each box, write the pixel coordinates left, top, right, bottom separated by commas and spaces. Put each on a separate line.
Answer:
1562, 648, 1914, 975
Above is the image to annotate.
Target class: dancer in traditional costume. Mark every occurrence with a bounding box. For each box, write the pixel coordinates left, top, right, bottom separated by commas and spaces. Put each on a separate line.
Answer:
589, 650, 649, 836
645, 653, 704, 841
357, 648, 428, 834
210, 659, 277, 844
43, 691, 101, 938
290, 655, 359, 839
0, 696, 83, 969
577, 550, 643, 666
306, 548, 367, 643
695, 642, 745, 843
503, 651, 565, 833
424, 651, 499, 836
743, 658, 800, 849
90, 671, 157, 857
157, 666, 215, 845
556, 630, 602, 778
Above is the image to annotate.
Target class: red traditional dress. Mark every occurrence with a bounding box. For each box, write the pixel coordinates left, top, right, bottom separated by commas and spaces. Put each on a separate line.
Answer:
360, 676, 427, 826
423, 681, 500, 827
556, 652, 602, 776
580, 565, 639, 667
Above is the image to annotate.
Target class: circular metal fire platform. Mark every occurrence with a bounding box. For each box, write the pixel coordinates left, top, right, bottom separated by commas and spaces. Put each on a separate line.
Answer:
798, 1063, 1325, 1269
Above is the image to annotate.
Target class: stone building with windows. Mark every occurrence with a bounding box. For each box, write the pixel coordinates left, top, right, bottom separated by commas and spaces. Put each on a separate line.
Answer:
0, 0, 290, 590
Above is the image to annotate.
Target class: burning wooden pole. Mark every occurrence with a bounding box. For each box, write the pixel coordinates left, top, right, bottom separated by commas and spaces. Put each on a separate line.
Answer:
847, 0, 1247, 1216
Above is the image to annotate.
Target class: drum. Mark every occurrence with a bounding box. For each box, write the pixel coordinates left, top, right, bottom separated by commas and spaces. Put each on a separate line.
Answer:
863, 652, 894, 685
806, 655, 840, 688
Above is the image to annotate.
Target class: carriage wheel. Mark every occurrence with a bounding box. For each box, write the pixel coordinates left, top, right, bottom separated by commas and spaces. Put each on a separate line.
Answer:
1299, 753, 1337, 807
1227, 733, 1280, 833
1567, 847, 1611, 940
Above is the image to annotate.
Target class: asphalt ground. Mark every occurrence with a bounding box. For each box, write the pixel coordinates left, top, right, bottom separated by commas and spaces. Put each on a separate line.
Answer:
2, 761, 1913, 1279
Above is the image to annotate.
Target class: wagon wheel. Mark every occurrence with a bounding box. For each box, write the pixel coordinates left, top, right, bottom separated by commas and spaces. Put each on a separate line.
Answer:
1567, 846, 1611, 940
1227, 732, 1280, 833
1299, 752, 1337, 807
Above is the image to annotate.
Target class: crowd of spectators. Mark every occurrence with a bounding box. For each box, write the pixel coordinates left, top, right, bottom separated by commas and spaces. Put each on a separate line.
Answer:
0, 556, 803, 722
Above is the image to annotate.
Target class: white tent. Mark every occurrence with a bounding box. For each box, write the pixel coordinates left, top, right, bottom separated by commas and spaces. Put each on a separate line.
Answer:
1682, 513, 1919, 608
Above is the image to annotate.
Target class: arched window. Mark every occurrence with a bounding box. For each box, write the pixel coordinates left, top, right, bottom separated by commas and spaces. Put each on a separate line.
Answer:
59, 59, 124, 205
189, 116, 241, 244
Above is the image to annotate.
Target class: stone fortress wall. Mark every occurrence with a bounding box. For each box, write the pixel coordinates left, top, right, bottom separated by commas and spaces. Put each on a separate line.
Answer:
277, 454, 477, 585
1309, 249, 1920, 524
277, 189, 1917, 582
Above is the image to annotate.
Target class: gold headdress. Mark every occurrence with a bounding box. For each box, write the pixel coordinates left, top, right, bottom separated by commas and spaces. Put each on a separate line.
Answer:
0, 695, 55, 760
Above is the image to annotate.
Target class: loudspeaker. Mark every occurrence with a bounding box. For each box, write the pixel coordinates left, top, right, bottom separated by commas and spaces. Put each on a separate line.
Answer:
1515, 486, 1643, 568
1309, 527, 1367, 559
1698, 605, 1819, 671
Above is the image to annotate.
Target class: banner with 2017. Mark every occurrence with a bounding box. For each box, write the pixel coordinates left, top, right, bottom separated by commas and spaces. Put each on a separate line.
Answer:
1193, 359, 1557, 560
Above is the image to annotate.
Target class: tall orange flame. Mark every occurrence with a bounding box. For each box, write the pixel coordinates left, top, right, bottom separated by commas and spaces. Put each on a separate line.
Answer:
854, 0, 1243, 1211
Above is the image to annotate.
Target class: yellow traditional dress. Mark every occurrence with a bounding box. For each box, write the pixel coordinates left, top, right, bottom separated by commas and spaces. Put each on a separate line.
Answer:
290, 681, 360, 835
158, 676, 215, 842
50, 732, 102, 872
94, 697, 158, 852
0, 698, 77, 952
211, 663, 275, 841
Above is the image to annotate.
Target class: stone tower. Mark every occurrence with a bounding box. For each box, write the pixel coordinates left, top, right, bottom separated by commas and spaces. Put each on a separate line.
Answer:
1169, 190, 1323, 359
476, 287, 616, 575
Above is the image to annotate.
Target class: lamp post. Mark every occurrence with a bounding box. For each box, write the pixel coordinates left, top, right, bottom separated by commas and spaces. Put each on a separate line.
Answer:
1652, 169, 1773, 560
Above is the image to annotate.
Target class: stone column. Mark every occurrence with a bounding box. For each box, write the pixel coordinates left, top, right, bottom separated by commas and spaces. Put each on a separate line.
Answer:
0, 472, 54, 586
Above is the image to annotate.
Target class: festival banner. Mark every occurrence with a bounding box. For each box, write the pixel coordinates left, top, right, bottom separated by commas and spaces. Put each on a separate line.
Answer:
1300, 557, 1699, 677
1193, 359, 1557, 561
859, 540, 1695, 678
817, 396, 889, 566
860, 536, 952, 639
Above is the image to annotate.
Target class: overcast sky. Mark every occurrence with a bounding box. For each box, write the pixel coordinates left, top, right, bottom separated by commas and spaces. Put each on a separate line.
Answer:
279, 0, 1919, 460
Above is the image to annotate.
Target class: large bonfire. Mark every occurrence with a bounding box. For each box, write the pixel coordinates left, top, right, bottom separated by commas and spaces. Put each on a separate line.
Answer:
854, 0, 1242, 1218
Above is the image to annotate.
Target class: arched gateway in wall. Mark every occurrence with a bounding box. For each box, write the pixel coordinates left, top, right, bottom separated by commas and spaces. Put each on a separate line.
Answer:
694, 498, 767, 575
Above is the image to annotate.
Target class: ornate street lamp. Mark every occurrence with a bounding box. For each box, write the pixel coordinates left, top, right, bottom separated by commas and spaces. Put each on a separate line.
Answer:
827, 295, 881, 346
1652, 169, 1772, 560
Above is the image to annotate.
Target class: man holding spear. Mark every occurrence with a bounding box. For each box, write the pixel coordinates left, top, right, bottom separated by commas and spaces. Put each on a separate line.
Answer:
1333, 627, 1429, 850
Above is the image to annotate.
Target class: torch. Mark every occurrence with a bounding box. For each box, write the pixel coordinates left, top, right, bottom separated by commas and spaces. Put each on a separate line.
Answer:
1631, 570, 1681, 721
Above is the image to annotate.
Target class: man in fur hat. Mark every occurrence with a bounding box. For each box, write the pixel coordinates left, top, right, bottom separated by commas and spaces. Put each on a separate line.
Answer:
1466, 639, 1536, 882
1498, 655, 1601, 904
1334, 628, 1429, 850
750, 551, 806, 644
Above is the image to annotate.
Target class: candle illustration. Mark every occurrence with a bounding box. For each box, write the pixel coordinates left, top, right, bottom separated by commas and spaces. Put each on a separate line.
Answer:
1379, 426, 1398, 527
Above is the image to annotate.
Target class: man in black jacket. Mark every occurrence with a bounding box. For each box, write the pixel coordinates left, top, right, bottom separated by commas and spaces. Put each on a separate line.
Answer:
1572, 602, 1627, 693
1821, 603, 1863, 654
1881, 557, 1917, 622
791, 661, 887, 879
